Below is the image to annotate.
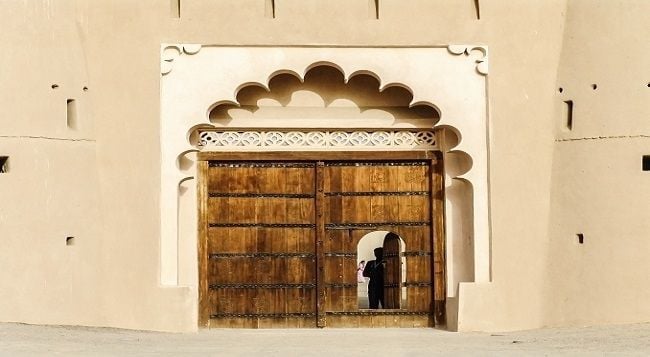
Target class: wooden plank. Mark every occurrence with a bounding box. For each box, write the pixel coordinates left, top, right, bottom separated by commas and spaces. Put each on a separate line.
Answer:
208, 198, 314, 225
207, 165, 315, 194
269, 165, 283, 323
407, 286, 432, 312
327, 165, 429, 193
315, 161, 326, 327
198, 151, 433, 162
431, 151, 446, 326
197, 161, 210, 327
332, 195, 430, 224
319, 312, 435, 328
343, 288, 357, 311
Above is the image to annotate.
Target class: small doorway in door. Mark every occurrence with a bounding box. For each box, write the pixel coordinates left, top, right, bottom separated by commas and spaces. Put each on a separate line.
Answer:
357, 231, 407, 310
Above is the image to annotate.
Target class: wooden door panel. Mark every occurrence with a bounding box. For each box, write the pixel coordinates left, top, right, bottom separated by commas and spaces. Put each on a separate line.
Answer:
200, 154, 443, 328
209, 288, 317, 313
406, 286, 433, 311
208, 256, 315, 284
404, 256, 431, 282
204, 162, 317, 328
281, 228, 316, 253
208, 165, 315, 194
321, 160, 434, 326
323, 230, 351, 253
323, 255, 356, 312
212, 227, 262, 254
208, 228, 315, 255
395, 165, 430, 191
324, 164, 429, 192
207, 198, 314, 224
326, 196, 430, 223
392, 227, 431, 251
324, 286, 358, 311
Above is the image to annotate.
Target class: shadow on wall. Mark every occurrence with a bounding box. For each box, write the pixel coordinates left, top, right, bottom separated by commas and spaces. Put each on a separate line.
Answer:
209, 65, 440, 124
447, 178, 475, 297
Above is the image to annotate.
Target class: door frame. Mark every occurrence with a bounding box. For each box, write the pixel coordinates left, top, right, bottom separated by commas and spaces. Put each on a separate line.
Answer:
196, 150, 446, 327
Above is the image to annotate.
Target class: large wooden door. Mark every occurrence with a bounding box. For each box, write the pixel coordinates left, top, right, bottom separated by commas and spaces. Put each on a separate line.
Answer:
199, 161, 317, 328
321, 159, 435, 327
198, 152, 445, 328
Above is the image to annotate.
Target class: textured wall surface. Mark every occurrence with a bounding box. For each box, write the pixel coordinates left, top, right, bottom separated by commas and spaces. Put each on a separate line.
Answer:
545, 0, 650, 327
7, 0, 646, 333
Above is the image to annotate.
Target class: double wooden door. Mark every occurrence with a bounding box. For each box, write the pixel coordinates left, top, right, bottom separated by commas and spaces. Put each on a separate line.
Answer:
197, 152, 445, 328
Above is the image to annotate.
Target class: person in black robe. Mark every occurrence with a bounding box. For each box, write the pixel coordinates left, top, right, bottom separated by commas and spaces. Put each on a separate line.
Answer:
362, 247, 385, 309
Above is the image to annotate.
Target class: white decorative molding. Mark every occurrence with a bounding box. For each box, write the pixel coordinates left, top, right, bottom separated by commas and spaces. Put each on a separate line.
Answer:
198, 130, 437, 150
447, 45, 488, 75
161, 44, 203, 75
160, 46, 491, 294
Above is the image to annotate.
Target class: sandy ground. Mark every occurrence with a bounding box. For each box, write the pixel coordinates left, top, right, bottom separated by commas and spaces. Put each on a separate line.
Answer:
1, 322, 650, 356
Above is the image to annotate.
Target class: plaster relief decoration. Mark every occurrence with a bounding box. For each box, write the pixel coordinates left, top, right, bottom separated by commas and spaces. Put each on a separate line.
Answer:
160, 46, 491, 302
198, 130, 437, 150
161, 44, 202, 75
447, 45, 488, 75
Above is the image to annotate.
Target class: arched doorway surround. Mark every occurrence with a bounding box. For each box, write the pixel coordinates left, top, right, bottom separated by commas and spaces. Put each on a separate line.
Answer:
159, 46, 490, 329
356, 231, 407, 310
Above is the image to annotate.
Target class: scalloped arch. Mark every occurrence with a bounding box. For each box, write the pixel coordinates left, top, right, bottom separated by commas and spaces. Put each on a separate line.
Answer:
206, 63, 443, 122
267, 69, 304, 84
303, 61, 346, 78
435, 124, 462, 149
176, 149, 200, 172
379, 82, 413, 94
234, 82, 270, 98
346, 70, 381, 84
205, 100, 239, 119
160, 48, 491, 293
446, 150, 474, 178
409, 101, 442, 120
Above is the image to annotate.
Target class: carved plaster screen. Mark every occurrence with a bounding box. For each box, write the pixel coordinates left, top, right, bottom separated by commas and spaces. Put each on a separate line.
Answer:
198, 130, 437, 150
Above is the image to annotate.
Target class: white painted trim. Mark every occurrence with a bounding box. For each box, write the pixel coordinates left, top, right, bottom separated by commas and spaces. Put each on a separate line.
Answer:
160, 46, 491, 294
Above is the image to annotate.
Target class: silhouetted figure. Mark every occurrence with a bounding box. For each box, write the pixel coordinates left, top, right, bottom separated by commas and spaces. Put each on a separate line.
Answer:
362, 247, 385, 309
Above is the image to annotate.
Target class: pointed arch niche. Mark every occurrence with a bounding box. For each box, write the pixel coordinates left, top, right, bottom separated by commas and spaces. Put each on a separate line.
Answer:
160, 46, 491, 328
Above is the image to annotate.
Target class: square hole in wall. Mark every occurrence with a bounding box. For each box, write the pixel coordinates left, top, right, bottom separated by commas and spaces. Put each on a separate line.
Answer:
643, 156, 650, 171
0, 156, 8, 173
576, 233, 584, 244
66, 236, 75, 246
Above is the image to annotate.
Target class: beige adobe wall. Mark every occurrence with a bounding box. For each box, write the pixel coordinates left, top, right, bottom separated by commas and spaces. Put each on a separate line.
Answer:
0, 1, 194, 331
0, 0, 106, 326
1, 0, 568, 332
544, 0, 650, 327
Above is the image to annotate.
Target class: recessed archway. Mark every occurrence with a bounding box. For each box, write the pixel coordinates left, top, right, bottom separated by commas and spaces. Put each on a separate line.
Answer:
208, 65, 440, 128
160, 46, 490, 330
185, 64, 469, 328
